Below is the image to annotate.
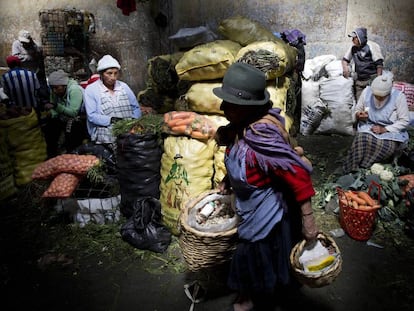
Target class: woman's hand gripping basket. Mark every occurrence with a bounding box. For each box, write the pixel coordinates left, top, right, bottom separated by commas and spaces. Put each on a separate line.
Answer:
337, 182, 381, 241
179, 189, 239, 271
290, 232, 342, 288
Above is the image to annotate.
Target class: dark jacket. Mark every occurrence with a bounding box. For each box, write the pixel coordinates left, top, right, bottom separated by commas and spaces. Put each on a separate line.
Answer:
344, 27, 384, 80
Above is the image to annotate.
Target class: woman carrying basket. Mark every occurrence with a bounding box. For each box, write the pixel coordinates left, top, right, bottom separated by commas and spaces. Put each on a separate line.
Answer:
214, 62, 319, 311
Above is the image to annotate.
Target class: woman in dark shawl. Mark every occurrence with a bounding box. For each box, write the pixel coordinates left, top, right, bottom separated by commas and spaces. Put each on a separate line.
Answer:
213, 62, 318, 311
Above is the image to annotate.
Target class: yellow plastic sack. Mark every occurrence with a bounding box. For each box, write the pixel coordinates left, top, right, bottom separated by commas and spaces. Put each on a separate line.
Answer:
204, 115, 229, 188
236, 41, 297, 79
0, 128, 17, 200
185, 82, 224, 115
266, 78, 293, 133
218, 15, 280, 46
267, 78, 289, 110
160, 136, 216, 235
175, 40, 241, 81
0, 109, 47, 186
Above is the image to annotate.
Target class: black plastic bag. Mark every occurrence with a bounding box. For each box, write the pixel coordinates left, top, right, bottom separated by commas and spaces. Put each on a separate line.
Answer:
120, 197, 171, 253
116, 133, 163, 217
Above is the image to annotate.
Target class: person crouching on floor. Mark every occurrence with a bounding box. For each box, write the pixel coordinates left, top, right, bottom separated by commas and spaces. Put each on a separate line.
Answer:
343, 72, 409, 173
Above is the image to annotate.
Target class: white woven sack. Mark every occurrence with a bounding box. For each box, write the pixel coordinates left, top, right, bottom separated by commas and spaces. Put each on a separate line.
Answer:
316, 76, 355, 136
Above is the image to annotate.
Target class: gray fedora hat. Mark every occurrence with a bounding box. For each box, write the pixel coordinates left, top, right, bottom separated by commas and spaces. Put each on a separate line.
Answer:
213, 62, 270, 106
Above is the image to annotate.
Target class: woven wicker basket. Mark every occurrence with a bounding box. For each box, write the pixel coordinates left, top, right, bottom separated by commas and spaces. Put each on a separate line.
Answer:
179, 189, 238, 271
290, 232, 342, 288
337, 182, 381, 241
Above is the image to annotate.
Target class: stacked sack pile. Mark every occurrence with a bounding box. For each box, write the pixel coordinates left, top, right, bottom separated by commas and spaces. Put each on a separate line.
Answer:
300, 55, 355, 136
299, 55, 412, 137
138, 16, 299, 235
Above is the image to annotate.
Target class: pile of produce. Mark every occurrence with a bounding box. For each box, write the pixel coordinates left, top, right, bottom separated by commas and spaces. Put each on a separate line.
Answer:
32, 154, 100, 198
398, 174, 414, 199
316, 161, 414, 241
238, 50, 281, 74
32, 154, 99, 179
41, 173, 81, 198
111, 113, 164, 137
162, 111, 216, 140
339, 189, 381, 212
194, 198, 235, 225
187, 192, 238, 233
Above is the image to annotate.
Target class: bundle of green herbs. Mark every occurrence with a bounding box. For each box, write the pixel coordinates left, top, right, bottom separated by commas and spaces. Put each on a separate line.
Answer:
112, 114, 164, 137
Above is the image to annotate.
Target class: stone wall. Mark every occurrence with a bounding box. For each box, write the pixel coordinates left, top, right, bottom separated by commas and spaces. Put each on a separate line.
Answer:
169, 0, 414, 83
0, 0, 164, 93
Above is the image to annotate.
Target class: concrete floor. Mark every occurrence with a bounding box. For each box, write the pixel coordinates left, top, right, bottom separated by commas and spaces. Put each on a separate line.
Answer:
1, 134, 414, 311
2, 231, 413, 311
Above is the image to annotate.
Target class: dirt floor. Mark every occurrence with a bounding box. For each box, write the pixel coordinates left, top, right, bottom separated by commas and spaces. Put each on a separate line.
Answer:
1, 134, 414, 311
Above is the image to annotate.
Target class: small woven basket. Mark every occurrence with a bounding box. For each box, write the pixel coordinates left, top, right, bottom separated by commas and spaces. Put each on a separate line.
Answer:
179, 189, 238, 272
290, 232, 342, 288
337, 182, 381, 241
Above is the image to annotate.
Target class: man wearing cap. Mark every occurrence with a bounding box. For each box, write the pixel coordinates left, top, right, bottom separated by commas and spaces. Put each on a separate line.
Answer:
12, 29, 49, 104
343, 72, 409, 173
1, 55, 40, 117
12, 30, 43, 73
342, 27, 384, 101
84, 55, 141, 151
43, 70, 86, 158
213, 62, 318, 311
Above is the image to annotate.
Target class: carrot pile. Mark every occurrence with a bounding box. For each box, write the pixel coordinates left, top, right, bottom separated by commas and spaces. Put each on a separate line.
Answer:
163, 111, 216, 140
340, 190, 381, 212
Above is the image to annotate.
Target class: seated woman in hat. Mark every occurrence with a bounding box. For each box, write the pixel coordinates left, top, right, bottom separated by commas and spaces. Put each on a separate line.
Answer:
43, 70, 86, 158
84, 55, 141, 152
343, 72, 410, 173
213, 62, 318, 311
